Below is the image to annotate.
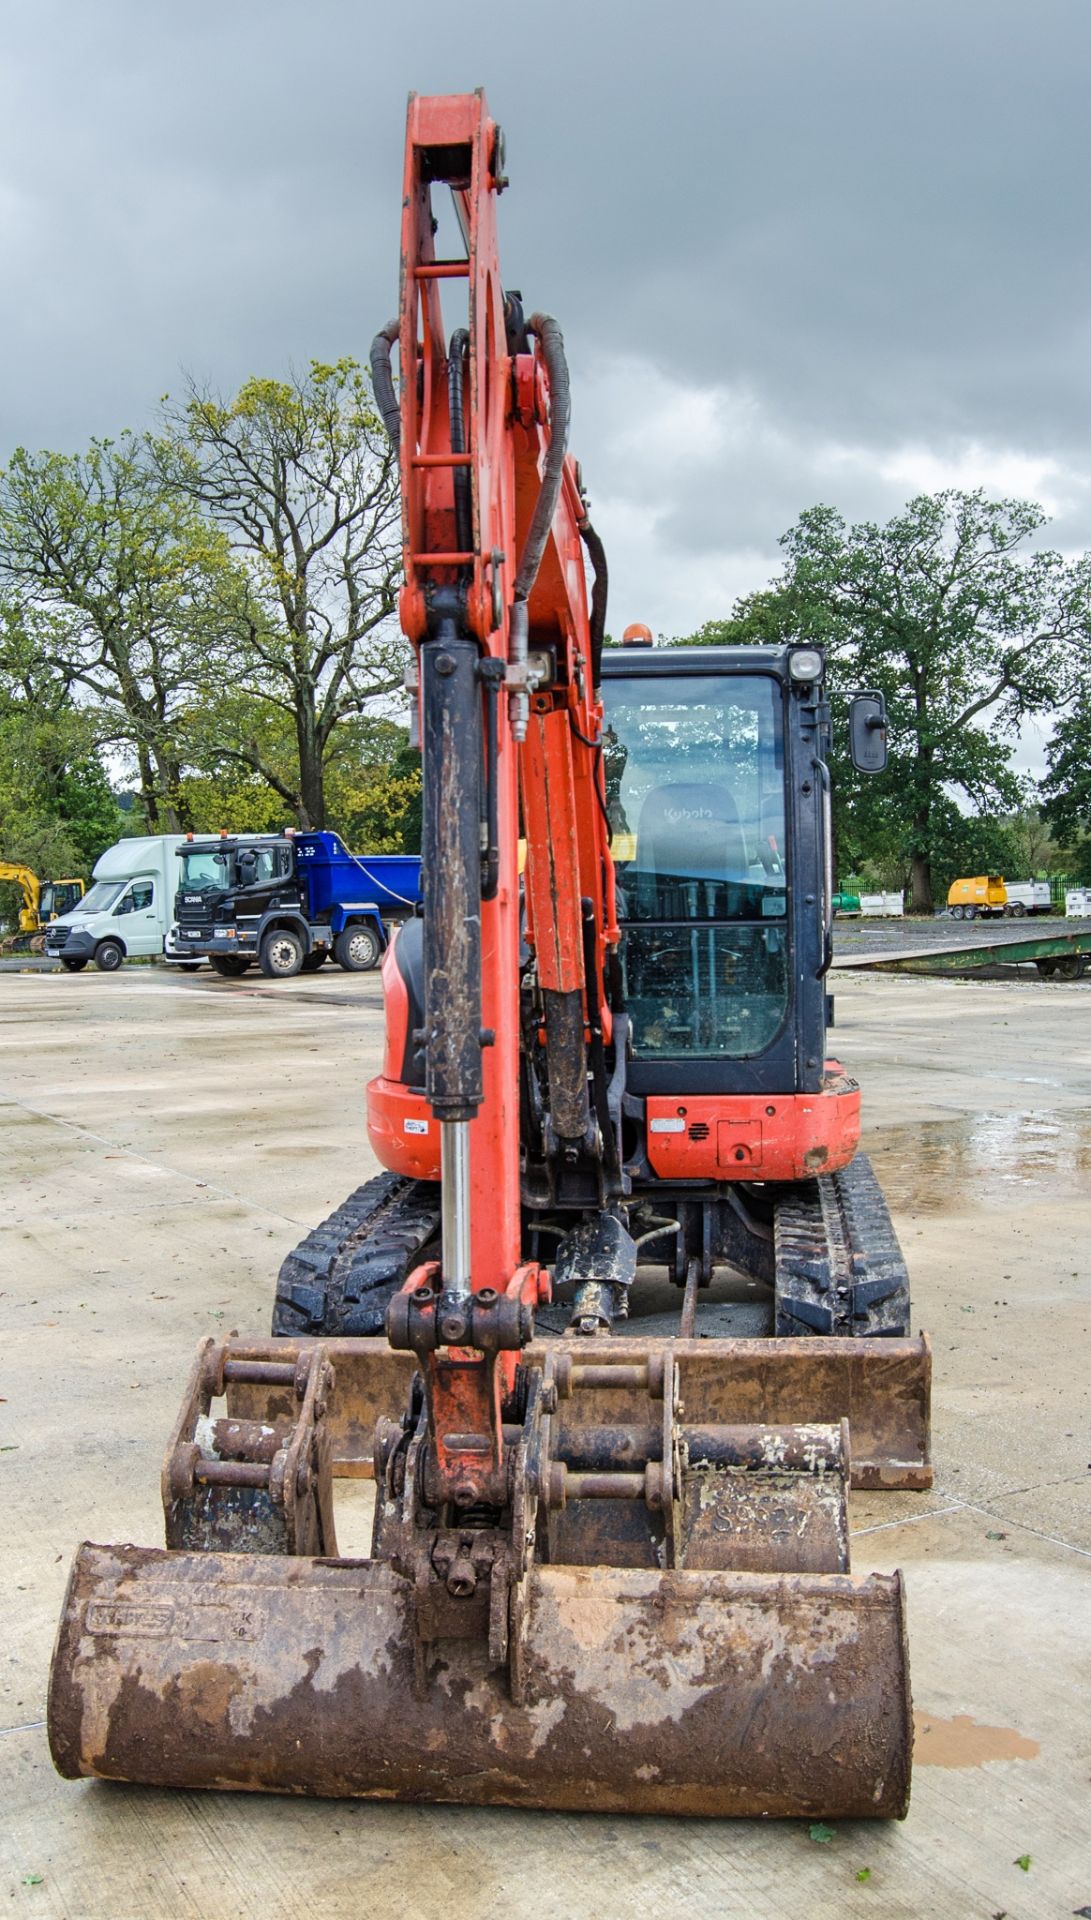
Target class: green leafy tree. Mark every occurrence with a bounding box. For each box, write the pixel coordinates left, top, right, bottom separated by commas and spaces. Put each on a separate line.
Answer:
176, 769, 290, 836
927, 805, 1019, 902
325, 719, 422, 853
1003, 806, 1058, 878
0, 437, 230, 828
156, 359, 404, 829
683, 493, 1091, 911
1042, 699, 1091, 863
0, 602, 124, 894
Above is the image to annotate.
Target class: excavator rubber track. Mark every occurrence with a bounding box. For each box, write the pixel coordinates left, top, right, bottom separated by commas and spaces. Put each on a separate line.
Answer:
271, 1172, 441, 1337
276, 1151, 911, 1344
774, 1151, 910, 1336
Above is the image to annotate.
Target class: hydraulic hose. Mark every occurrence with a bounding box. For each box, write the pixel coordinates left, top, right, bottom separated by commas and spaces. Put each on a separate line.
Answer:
513, 313, 570, 602
369, 319, 401, 449
578, 516, 608, 691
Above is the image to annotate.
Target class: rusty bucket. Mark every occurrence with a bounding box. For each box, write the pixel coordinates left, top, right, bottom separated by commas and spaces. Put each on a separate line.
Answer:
50, 1546, 909, 1816
48, 1333, 917, 1818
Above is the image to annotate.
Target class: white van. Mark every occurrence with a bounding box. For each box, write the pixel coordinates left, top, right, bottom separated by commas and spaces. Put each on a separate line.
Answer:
44, 836, 193, 973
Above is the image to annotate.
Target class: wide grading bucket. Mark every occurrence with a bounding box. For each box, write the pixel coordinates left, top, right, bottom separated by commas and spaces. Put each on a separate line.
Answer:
50, 1546, 910, 1817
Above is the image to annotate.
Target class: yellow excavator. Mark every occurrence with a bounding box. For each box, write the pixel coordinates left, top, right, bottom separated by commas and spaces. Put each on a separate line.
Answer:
0, 862, 85, 952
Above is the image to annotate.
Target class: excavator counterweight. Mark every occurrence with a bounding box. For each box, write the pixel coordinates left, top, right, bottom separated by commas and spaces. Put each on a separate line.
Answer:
49, 89, 928, 1821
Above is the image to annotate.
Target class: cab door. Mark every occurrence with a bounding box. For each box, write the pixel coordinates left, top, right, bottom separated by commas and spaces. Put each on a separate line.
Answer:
115, 879, 160, 955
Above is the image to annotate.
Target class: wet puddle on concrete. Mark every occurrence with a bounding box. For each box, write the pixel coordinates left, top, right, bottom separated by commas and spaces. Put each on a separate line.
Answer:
869, 1110, 1091, 1212
913, 1710, 1040, 1767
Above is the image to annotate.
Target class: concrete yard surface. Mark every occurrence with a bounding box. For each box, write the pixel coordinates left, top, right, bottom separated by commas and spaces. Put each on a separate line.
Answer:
1, 964, 1089, 1919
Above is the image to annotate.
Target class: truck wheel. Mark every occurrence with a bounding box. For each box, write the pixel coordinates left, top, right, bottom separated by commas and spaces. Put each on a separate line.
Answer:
60, 957, 88, 973
94, 940, 124, 973
335, 924, 382, 971
300, 949, 328, 972
259, 929, 305, 978
210, 955, 252, 978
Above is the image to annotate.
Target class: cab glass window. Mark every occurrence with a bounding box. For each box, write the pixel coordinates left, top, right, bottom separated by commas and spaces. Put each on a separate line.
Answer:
600, 672, 789, 1060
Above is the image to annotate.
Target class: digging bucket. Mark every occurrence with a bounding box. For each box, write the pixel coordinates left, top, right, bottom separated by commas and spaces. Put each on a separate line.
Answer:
223, 1333, 932, 1491
49, 1542, 910, 1817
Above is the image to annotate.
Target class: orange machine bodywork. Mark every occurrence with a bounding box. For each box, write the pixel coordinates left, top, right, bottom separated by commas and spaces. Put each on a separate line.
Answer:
370, 1074, 859, 1187
645, 1068, 860, 1182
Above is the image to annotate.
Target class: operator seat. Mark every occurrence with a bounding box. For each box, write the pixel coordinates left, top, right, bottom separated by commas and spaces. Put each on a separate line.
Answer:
633, 782, 748, 918
392, 914, 427, 1088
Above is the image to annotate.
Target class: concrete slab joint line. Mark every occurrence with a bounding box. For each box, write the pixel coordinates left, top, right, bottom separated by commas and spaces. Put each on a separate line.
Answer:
2, 966, 1089, 1914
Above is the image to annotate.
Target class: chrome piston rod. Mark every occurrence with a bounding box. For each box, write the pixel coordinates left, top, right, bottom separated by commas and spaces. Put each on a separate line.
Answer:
440, 1120, 472, 1297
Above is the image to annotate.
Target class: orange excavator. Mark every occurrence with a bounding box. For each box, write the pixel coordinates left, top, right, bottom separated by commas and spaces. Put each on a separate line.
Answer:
49, 92, 930, 1818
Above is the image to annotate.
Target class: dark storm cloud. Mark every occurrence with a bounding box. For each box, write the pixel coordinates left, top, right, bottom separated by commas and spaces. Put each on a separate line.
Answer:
2, 0, 1089, 631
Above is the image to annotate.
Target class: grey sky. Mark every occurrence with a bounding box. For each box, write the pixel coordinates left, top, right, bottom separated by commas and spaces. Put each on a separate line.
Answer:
3, 0, 1090, 726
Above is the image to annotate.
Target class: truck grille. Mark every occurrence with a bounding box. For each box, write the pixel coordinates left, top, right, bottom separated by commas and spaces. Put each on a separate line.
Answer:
47, 926, 72, 949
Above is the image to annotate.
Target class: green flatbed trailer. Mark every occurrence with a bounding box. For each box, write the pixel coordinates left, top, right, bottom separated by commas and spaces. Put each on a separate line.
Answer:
834, 928, 1091, 979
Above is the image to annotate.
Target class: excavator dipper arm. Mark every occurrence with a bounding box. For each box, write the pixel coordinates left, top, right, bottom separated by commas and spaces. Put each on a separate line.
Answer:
378, 90, 621, 1507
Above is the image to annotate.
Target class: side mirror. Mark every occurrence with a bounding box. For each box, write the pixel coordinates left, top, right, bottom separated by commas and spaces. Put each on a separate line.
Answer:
849, 691, 888, 773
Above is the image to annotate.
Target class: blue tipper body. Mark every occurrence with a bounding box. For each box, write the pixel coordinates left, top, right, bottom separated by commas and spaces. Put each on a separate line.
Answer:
294, 835, 422, 930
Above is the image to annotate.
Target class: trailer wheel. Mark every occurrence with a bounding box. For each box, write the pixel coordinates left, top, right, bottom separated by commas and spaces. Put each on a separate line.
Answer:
209, 955, 252, 978
94, 940, 124, 972
1008, 901, 1026, 918
335, 924, 382, 972
1053, 955, 1087, 981
963, 905, 977, 920
259, 928, 305, 978
950, 905, 963, 919
60, 957, 88, 972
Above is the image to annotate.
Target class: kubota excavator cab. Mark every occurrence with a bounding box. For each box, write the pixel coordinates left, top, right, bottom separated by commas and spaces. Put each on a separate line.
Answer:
587, 641, 908, 1338
601, 642, 821, 1103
